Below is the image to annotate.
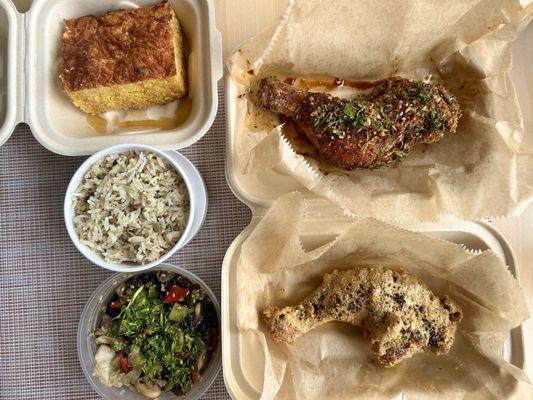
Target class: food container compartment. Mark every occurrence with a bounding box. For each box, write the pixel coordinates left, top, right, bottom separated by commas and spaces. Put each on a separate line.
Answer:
223, 11, 531, 399
0, 0, 222, 154
224, 22, 533, 213
221, 217, 525, 400
78, 264, 222, 400
64, 144, 207, 272
0, 0, 21, 147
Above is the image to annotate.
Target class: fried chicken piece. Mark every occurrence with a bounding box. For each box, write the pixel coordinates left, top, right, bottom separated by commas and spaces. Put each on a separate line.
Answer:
253, 77, 461, 169
263, 266, 462, 367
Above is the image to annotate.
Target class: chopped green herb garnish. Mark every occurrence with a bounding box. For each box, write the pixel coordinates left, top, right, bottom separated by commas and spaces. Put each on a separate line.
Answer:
93, 273, 219, 397
393, 149, 409, 161
343, 103, 357, 120
311, 100, 393, 137
401, 81, 431, 105
425, 109, 444, 131
116, 287, 205, 383
417, 86, 431, 105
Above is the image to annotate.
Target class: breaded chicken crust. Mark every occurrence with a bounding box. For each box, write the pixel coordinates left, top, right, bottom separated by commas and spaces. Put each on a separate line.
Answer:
263, 266, 462, 367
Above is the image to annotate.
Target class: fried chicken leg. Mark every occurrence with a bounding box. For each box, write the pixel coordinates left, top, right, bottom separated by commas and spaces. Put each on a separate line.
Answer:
263, 266, 462, 367
253, 77, 461, 169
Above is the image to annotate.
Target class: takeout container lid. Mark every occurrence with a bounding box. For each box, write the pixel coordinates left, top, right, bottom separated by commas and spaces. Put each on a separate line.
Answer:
78, 263, 222, 400
0, 0, 222, 154
0, 0, 22, 148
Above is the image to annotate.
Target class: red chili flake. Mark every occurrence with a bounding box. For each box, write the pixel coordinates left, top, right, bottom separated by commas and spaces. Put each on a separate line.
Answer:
163, 285, 189, 304
117, 354, 131, 373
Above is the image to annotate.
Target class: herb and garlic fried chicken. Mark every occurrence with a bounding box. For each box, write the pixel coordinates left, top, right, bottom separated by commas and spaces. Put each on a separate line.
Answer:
253, 77, 462, 169
263, 266, 462, 367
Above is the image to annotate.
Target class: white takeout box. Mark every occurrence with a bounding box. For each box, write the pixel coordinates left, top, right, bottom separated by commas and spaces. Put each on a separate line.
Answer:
225, 23, 533, 214
221, 21, 533, 400
221, 216, 526, 400
0, 0, 222, 154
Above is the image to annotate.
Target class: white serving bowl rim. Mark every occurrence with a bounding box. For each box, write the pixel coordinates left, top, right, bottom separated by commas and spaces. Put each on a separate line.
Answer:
64, 143, 197, 272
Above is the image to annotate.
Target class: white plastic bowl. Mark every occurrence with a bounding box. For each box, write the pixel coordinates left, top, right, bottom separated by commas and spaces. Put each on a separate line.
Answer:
64, 143, 207, 272
0, 0, 222, 153
78, 264, 221, 400
26, 0, 222, 155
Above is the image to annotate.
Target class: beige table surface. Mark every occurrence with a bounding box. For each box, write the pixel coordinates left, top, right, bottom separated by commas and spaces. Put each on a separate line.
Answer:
214, 0, 533, 381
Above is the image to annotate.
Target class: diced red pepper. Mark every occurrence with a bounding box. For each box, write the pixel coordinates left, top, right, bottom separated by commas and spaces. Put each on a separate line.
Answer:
109, 300, 122, 309
207, 329, 220, 351
163, 285, 189, 304
117, 355, 131, 373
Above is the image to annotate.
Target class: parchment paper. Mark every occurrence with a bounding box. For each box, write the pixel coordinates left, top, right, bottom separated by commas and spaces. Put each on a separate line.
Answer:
227, 0, 533, 221
236, 193, 531, 399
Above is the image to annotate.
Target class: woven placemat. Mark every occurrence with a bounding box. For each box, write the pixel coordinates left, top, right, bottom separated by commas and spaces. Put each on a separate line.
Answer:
0, 88, 250, 399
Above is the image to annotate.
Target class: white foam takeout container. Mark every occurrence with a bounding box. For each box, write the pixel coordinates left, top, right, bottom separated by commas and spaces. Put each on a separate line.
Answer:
221, 213, 526, 400
224, 22, 533, 212
222, 20, 532, 400
0, 0, 222, 154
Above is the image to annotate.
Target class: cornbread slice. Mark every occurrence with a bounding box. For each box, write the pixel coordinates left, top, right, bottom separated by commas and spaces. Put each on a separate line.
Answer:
60, 2, 187, 114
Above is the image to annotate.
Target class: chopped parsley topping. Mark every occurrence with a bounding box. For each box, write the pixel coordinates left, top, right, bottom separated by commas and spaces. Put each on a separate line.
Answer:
424, 109, 444, 131
311, 100, 392, 137
93, 273, 219, 397
402, 81, 432, 105
115, 285, 205, 389
393, 149, 409, 161
308, 80, 443, 143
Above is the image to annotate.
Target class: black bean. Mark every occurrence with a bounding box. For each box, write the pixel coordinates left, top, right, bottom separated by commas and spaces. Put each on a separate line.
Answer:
106, 306, 121, 318
138, 272, 158, 285
196, 320, 207, 335
186, 314, 196, 331
174, 276, 192, 288
127, 276, 142, 289
201, 299, 218, 327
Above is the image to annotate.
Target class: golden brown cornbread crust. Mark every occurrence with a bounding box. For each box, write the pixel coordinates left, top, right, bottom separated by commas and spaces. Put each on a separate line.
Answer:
60, 2, 180, 92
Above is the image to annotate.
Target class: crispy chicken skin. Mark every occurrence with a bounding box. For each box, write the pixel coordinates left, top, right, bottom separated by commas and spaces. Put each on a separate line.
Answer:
253, 77, 461, 169
263, 266, 462, 367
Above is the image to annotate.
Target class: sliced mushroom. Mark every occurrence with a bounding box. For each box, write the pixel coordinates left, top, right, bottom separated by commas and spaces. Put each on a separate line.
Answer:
93, 345, 123, 388
192, 350, 209, 383
194, 302, 202, 322
197, 350, 208, 372
133, 380, 161, 399
116, 283, 126, 297
100, 314, 113, 329
157, 271, 176, 283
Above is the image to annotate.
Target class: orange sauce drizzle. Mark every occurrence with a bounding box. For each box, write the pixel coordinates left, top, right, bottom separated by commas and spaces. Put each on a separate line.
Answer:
283, 76, 379, 90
